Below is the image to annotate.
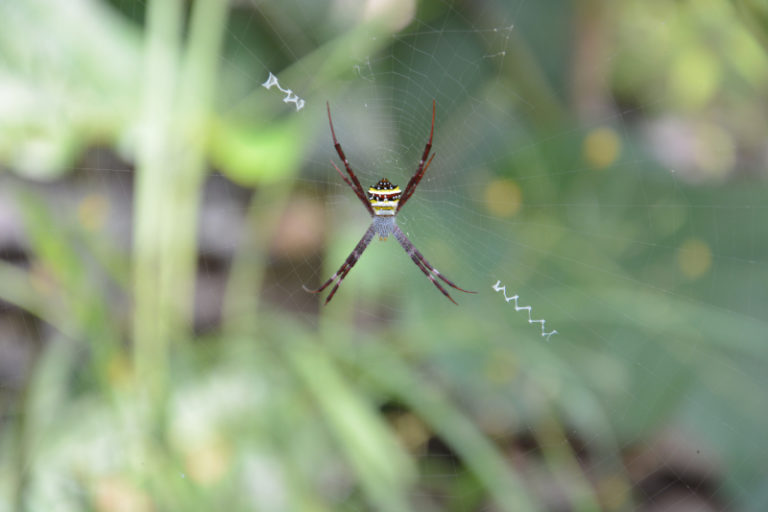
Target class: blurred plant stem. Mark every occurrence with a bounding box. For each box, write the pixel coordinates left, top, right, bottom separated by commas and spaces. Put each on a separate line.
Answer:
221, 182, 293, 334
133, 0, 227, 411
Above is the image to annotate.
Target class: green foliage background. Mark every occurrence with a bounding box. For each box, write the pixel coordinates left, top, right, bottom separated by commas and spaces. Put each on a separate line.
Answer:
1, 1, 767, 511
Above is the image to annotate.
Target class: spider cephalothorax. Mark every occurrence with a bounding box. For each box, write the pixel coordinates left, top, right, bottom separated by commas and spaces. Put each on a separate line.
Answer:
303, 101, 476, 305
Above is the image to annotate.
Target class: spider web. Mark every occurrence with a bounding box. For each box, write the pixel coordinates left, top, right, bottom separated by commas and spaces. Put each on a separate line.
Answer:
222, 2, 768, 509
2, 0, 768, 510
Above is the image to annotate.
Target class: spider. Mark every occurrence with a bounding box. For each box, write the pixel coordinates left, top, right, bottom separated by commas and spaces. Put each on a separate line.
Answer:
303, 101, 476, 305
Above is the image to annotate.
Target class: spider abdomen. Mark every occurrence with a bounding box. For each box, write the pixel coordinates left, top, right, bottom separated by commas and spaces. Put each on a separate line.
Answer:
368, 178, 400, 216
372, 215, 396, 239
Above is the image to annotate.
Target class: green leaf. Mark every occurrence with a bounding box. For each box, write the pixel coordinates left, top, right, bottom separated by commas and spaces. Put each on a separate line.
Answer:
211, 118, 303, 186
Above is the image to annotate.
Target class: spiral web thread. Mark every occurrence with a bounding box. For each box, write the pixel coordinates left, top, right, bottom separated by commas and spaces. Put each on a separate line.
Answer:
492, 280, 558, 341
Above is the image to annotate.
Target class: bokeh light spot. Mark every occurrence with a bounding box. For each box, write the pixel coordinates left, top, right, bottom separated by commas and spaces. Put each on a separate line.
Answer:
391, 412, 430, 452
693, 122, 735, 179
484, 178, 522, 217
92, 476, 153, 512
583, 127, 621, 169
272, 196, 326, 258
185, 439, 231, 485
78, 194, 110, 232
677, 238, 712, 279
597, 474, 631, 510
364, 0, 415, 31
107, 354, 132, 388
669, 47, 720, 109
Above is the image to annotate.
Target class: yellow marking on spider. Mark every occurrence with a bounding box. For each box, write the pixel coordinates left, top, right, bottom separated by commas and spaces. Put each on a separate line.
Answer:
370, 203, 397, 216
368, 185, 401, 195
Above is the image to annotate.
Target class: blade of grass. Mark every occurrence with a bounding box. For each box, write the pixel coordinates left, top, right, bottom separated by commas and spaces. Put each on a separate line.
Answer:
0, 261, 77, 340
17, 193, 121, 382
347, 342, 539, 512
284, 339, 417, 512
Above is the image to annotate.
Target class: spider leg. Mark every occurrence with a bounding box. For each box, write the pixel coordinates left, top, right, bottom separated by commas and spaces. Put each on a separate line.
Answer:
303, 225, 376, 305
413, 245, 475, 294
392, 226, 475, 305
397, 100, 436, 213
330, 160, 355, 191
327, 102, 375, 216
399, 153, 435, 209
407, 249, 459, 305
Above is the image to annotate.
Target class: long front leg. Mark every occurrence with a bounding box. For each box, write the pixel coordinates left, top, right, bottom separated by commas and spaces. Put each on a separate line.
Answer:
397, 100, 436, 213
327, 103, 375, 216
